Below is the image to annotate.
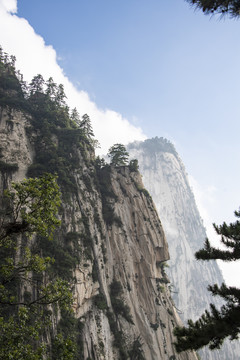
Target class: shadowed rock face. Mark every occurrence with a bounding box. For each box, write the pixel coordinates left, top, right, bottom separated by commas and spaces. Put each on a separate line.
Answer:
128, 137, 240, 360
0, 109, 197, 360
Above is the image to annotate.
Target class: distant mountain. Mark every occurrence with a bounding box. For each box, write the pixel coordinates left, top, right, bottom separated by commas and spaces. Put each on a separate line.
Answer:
128, 137, 240, 360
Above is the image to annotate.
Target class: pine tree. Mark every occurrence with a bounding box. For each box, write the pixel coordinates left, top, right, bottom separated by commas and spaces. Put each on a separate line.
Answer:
46, 77, 57, 100
29, 74, 45, 96
78, 114, 100, 148
70, 107, 81, 126
55, 83, 67, 107
80, 114, 94, 137
174, 209, 240, 352
186, 0, 240, 18
108, 144, 129, 166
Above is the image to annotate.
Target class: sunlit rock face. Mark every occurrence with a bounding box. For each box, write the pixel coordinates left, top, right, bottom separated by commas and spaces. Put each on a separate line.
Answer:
0, 107, 34, 185
128, 137, 240, 360
0, 108, 198, 360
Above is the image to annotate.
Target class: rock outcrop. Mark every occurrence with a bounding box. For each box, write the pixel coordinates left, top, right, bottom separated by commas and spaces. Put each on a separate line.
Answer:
128, 137, 240, 360
0, 108, 198, 359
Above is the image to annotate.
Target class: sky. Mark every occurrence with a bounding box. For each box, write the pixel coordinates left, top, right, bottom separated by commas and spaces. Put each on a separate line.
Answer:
0, 0, 240, 285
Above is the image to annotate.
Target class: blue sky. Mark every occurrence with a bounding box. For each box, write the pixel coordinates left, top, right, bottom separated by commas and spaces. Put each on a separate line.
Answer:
16, 0, 240, 185
1, 0, 240, 284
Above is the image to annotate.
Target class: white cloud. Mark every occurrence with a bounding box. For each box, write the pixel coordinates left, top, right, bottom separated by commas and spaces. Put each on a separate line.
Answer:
0, 0, 17, 13
0, 0, 146, 153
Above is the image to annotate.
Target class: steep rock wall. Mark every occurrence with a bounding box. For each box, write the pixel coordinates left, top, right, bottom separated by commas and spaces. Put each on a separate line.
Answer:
0, 108, 198, 360
128, 138, 240, 360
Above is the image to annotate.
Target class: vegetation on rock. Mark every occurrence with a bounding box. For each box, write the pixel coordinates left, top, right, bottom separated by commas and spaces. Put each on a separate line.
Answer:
108, 143, 129, 166
110, 280, 134, 324
174, 209, 240, 352
0, 174, 74, 359
128, 137, 178, 157
0, 47, 199, 360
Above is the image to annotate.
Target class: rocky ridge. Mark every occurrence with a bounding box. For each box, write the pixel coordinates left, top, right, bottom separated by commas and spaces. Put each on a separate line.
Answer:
0, 109, 198, 360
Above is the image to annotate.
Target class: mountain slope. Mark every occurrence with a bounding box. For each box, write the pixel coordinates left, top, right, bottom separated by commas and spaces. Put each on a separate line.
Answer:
128, 137, 240, 360
0, 57, 197, 359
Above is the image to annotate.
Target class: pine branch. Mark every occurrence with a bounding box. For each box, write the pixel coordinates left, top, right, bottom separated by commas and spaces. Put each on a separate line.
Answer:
175, 208, 240, 352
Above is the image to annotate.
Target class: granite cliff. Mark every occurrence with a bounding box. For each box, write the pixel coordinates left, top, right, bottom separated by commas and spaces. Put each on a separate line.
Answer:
128, 137, 240, 360
0, 63, 198, 360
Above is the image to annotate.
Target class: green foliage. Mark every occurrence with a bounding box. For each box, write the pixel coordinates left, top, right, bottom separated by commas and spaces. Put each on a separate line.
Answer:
195, 211, 240, 261
52, 333, 76, 360
0, 307, 48, 360
70, 107, 81, 125
128, 137, 177, 157
95, 156, 106, 170
129, 159, 139, 172
95, 165, 122, 227
92, 260, 99, 282
0, 174, 73, 358
27, 127, 85, 195
150, 322, 159, 331
110, 280, 134, 324
174, 209, 240, 352
110, 280, 123, 297
140, 188, 151, 199
55, 311, 84, 360
0, 47, 27, 110
101, 202, 121, 226
108, 143, 129, 166
37, 232, 80, 281
156, 284, 164, 293
105, 282, 135, 358
156, 261, 169, 277
0, 161, 18, 174
80, 114, 94, 138
128, 336, 145, 360
185, 0, 240, 18
82, 174, 92, 192
101, 242, 107, 263
1, 173, 61, 242
26, 108, 97, 196
29, 74, 45, 96
94, 292, 108, 310
134, 181, 152, 200
0, 48, 98, 198
81, 215, 93, 260
157, 277, 170, 284
106, 310, 128, 360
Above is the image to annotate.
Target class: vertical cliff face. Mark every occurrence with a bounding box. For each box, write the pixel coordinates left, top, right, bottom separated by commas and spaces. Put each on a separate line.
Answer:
0, 108, 198, 360
128, 137, 240, 360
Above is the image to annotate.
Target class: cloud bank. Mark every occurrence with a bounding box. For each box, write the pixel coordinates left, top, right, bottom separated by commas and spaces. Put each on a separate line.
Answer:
0, 0, 146, 153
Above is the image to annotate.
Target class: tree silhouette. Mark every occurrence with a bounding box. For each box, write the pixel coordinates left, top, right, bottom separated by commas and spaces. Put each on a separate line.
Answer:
174, 209, 240, 352
186, 0, 240, 18
108, 144, 129, 166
